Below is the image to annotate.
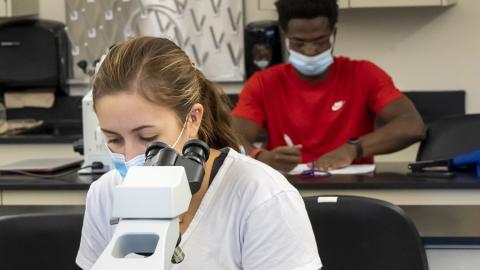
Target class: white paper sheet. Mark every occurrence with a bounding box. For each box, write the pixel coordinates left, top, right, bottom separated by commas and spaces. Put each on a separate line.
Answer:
289, 164, 376, 175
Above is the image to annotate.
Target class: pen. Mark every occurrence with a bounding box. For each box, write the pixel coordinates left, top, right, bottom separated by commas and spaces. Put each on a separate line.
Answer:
283, 134, 294, 147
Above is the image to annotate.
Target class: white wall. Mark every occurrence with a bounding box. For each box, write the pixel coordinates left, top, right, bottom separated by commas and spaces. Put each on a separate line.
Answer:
39, 1, 480, 113
38, 0, 65, 22
336, 2, 480, 114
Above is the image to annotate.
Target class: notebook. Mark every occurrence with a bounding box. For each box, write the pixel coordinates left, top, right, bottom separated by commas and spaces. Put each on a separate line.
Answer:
0, 158, 83, 173
289, 164, 376, 175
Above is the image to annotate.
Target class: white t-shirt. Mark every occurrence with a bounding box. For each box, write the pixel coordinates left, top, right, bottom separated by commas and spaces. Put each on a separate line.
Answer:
76, 149, 322, 270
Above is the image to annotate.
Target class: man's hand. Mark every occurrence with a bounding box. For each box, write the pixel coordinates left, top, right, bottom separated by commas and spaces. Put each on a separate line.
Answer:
315, 144, 356, 171
257, 145, 303, 172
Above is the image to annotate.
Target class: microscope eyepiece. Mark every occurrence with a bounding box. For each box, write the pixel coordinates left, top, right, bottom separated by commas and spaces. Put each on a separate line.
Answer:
182, 139, 210, 165
145, 142, 176, 167
145, 141, 169, 159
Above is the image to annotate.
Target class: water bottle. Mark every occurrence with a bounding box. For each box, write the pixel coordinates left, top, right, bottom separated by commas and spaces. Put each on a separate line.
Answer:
0, 102, 7, 134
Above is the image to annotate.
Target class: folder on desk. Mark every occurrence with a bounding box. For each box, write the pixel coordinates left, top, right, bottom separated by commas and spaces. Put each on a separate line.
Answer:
0, 158, 83, 173
408, 150, 480, 177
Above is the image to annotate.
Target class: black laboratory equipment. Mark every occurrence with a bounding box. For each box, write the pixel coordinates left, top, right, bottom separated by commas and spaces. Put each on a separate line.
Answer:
0, 18, 73, 95
145, 139, 210, 194
244, 21, 283, 79
0, 18, 80, 143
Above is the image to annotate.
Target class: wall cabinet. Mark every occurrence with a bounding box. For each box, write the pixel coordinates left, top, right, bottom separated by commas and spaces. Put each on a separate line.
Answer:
0, 0, 38, 18
258, 0, 457, 10
349, 0, 458, 8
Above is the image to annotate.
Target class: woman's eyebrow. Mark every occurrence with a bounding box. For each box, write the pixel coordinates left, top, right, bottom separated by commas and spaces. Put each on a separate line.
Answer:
101, 128, 118, 135
131, 125, 156, 132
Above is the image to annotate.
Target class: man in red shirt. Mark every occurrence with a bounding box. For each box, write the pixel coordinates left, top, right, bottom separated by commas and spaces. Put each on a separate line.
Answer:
232, 0, 425, 172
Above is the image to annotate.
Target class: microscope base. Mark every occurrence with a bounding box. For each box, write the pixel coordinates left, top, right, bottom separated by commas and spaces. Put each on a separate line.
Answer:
91, 219, 180, 270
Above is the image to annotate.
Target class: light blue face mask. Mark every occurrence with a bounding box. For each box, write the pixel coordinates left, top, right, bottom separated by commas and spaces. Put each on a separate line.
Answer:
254, 59, 269, 70
288, 48, 334, 76
107, 150, 146, 178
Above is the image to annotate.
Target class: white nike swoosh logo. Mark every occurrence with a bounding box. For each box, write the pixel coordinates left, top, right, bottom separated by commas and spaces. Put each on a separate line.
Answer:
332, 100, 345, 111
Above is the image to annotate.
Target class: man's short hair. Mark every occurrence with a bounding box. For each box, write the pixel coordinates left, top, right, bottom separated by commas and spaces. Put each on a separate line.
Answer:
275, 0, 339, 31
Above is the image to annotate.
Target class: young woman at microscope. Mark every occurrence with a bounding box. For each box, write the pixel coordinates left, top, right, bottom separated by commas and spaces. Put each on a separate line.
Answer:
76, 36, 321, 270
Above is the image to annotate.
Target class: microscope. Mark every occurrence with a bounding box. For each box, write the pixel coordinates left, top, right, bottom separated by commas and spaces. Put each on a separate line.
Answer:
78, 90, 112, 174
91, 139, 210, 270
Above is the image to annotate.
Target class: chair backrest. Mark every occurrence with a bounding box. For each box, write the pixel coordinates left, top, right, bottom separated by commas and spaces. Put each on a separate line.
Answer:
404, 91, 465, 124
416, 114, 480, 161
304, 195, 428, 270
0, 212, 83, 270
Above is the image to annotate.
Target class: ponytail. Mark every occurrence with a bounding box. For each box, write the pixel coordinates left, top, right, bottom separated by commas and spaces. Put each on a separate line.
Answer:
196, 72, 240, 151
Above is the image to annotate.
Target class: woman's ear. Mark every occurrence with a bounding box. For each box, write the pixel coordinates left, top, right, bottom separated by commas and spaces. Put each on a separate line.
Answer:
188, 103, 204, 138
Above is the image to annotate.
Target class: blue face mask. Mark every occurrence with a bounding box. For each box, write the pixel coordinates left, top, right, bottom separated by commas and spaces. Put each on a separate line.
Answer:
107, 150, 146, 178
288, 48, 334, 76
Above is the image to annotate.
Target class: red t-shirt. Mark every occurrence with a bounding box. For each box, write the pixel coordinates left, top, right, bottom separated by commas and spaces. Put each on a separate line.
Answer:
232, 57, 404, 163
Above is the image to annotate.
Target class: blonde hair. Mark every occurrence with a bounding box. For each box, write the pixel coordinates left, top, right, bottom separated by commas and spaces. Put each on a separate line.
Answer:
92, 36, 239, 150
